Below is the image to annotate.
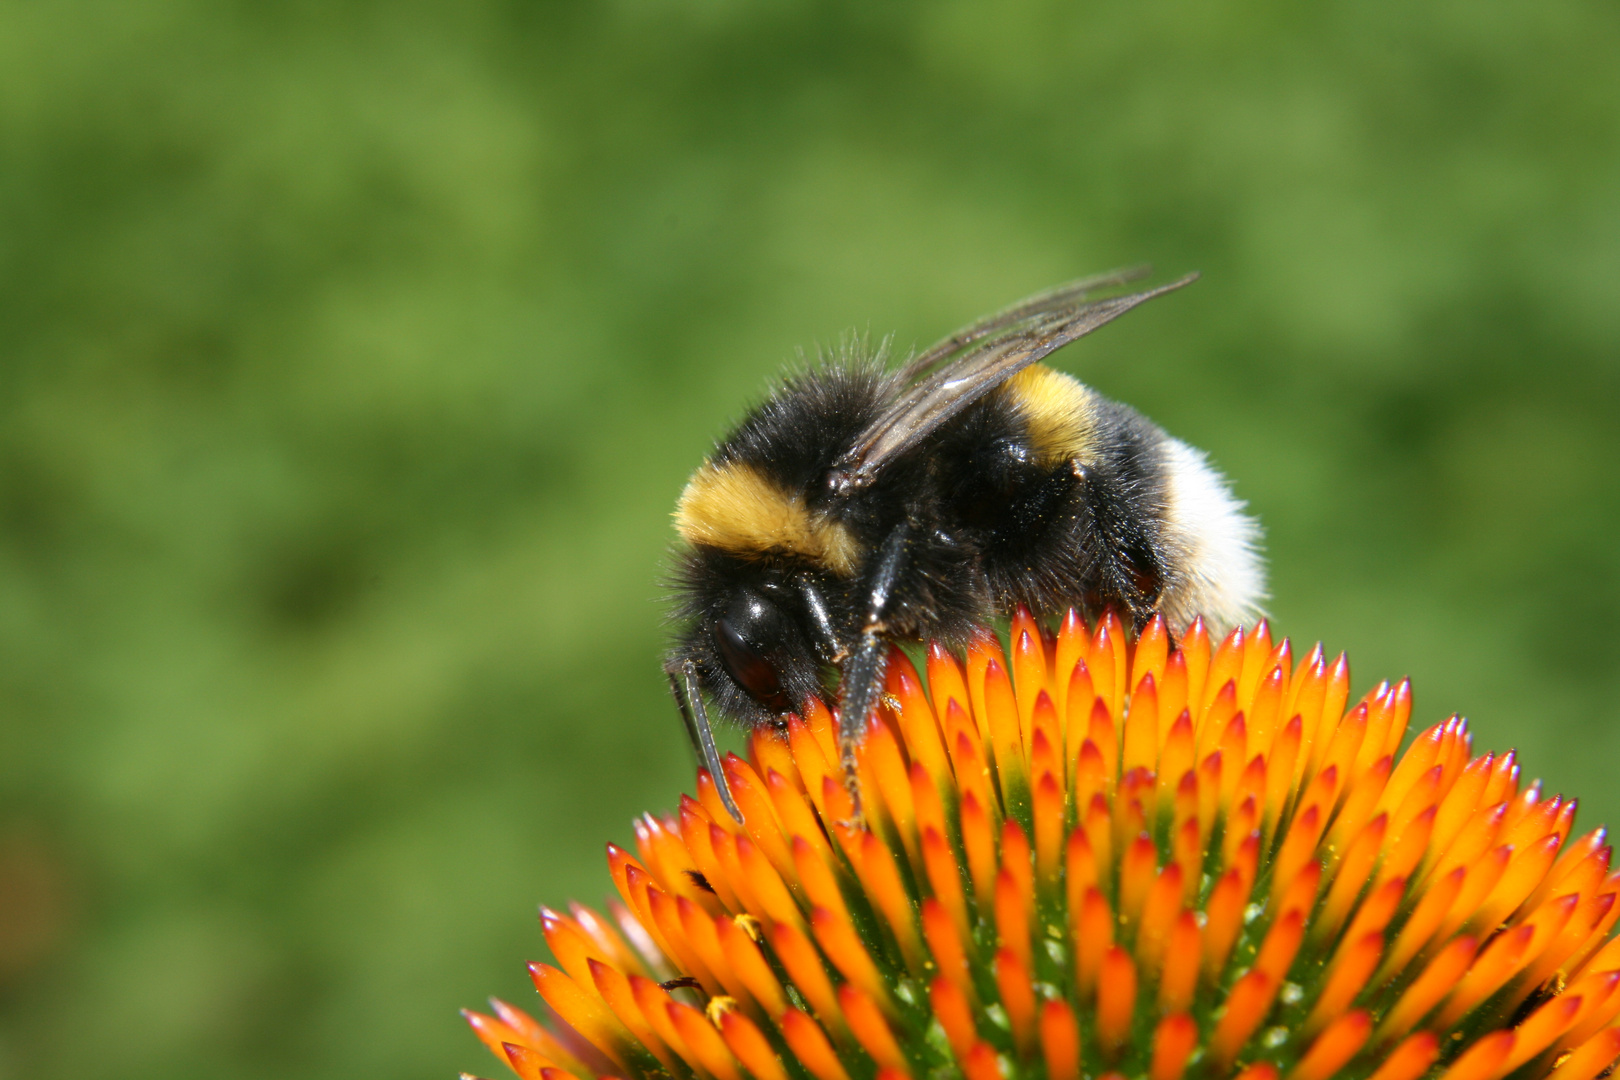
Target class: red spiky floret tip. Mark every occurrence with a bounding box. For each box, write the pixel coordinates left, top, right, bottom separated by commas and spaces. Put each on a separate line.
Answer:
466, 609, 1620, 1080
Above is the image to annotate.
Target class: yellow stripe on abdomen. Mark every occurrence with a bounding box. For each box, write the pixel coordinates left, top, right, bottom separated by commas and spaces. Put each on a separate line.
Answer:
1002, 365, 1097, 467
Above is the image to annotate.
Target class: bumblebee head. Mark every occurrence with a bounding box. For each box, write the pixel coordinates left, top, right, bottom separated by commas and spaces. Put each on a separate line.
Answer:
668, 446, 869, 726
669, 545, 848, 729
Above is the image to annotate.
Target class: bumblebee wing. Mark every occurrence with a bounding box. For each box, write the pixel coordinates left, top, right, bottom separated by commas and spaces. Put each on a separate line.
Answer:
831, 273, 1198, 491
899, 265, 1153, 381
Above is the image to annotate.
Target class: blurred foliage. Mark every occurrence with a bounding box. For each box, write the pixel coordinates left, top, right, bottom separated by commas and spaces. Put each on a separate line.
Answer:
0, 1, 1617, 1077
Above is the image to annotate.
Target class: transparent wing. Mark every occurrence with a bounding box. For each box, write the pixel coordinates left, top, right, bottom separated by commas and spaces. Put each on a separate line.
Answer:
898, 265, 1153, 381
828, 272, 1199, 494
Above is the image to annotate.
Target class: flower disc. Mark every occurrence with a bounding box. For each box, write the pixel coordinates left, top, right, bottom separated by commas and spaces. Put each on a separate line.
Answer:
467, 612, 1620, 1080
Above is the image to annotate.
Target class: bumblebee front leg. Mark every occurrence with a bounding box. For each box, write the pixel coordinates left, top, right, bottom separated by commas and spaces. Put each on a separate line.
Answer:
834, 521, 912, 824
666, 659, 745, 823
835, 626, 889, 823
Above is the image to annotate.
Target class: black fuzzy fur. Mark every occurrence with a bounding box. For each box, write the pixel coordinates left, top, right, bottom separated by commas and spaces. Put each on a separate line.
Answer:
668, 349, 1173, 732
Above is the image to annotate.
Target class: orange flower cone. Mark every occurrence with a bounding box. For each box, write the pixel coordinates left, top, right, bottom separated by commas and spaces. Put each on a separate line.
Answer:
465, 609, 1620, 1080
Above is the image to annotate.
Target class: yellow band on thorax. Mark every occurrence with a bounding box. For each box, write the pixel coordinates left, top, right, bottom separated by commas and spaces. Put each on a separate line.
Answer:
674, 460, 859, 575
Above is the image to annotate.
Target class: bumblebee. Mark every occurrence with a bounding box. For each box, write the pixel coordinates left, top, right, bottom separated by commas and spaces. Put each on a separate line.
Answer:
665, 269, 1265, 821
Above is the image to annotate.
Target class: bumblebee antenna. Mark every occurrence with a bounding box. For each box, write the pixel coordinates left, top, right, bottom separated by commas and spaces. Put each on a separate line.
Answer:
667, 661, 744, 823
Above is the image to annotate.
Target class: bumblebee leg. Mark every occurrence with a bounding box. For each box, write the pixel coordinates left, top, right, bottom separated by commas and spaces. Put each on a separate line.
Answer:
797, 577, 846, 665
834, 521, 912, 822
836, 628, 889, 823
666, 660, 744, 823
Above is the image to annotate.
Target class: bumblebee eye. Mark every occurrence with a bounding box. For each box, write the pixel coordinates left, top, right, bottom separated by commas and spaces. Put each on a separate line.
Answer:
714, 593, 791, 713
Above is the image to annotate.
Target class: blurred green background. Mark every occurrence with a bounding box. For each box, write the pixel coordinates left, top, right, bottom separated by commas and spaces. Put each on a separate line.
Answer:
1, 1, 1617, 1077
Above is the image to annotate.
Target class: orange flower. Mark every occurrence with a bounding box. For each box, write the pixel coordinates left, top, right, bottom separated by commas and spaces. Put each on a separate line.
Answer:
465, 610, 1620, 1080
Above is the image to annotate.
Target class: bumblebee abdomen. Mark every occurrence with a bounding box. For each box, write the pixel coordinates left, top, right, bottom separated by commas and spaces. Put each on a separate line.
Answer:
957, 382, 1163, 619
1000, 365, 1100, 468
869, 361, 1266, 635
1155, 438, 1266, 631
